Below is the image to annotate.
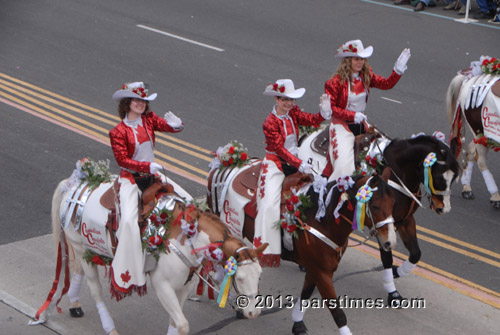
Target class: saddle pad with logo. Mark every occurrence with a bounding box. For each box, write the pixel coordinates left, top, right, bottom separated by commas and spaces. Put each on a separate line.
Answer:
80, 182, 115, 258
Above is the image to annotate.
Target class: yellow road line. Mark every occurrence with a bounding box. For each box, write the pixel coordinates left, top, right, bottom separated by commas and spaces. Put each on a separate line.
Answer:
0, 90, 206, 177
417, 225, 500, 260
0, 80, 212, 161
0, 72, 213, 155
350, 234, 500, 300
417, 234, 500, 269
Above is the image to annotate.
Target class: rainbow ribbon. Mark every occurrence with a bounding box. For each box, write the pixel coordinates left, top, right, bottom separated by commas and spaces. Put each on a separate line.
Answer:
423, 152, 437, 195
217, 256, 238, 308
353, 184, 374, 232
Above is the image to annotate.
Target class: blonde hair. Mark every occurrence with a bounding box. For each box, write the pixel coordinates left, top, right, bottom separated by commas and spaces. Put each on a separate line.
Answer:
331, 58, 371, 90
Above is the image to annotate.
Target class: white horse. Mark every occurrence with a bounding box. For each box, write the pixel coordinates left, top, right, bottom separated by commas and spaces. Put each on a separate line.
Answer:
33, 177, 267, 335
446, 72, 500, 209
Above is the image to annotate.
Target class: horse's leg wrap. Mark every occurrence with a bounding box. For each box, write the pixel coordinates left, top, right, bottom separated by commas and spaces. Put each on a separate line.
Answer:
397, 260, 416, 277
167, 325, 179, 335
67, 273, 84, 303
292, 298, 305, 322
96, 302, 115, 334
481, 169, 499, 196
339, 325, 352, 335
461, 161, 474, 187
383, 268, 396, 293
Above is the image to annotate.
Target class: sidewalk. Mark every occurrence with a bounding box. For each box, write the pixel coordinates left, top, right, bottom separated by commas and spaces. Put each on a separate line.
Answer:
1, 234, 499, 335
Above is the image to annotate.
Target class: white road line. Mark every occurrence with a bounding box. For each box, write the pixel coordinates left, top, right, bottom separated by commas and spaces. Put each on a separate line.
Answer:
137, 24, 225, 52
381, 96, 402, 104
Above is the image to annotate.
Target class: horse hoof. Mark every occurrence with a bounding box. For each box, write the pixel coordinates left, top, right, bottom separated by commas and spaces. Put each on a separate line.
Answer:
490, 201, 500, 209
69, 307, 84, 318
292, 321, 308, 335
462, 191, 475, 199
387, 291, 403, 308
236, 310, 245, 319
298, 265, 307, 272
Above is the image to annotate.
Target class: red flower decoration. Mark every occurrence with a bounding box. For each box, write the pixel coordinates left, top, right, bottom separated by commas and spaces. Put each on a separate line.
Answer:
228, 146, 235, 154
290, 195, 299, 204
240, 152, 248, 161
287, 225, 297, 233
294, 210, 301, 218
92, 255, 105, 266
286, 203, 295, 212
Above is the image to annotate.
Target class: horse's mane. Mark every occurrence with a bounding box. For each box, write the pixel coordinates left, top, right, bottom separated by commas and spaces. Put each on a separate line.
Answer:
385, 135, 460, 176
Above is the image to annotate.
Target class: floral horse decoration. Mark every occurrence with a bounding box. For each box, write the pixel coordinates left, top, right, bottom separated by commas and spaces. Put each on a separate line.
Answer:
30, 158, 267, 335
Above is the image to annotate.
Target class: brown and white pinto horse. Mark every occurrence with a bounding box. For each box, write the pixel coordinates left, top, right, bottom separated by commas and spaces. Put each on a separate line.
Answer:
298, 129, 460, 306
33, 177, 266, 335
446, 72, 500, 208
208, 166, 396, 335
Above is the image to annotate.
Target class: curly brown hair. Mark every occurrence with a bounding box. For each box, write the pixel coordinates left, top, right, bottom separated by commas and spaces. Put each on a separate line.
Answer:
117, 98, 150, 119
331, 58, 371, 90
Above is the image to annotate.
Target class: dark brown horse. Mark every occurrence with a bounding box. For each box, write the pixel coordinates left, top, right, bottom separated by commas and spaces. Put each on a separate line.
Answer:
447, 72, 500, 208
297, 129, 460, 306
208, 167, 396, 335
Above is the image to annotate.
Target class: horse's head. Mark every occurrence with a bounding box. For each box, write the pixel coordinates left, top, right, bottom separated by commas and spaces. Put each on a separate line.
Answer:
385, 136, 460, 215
353, 168, 397, 251
221, 236, 268, 319
418, 138, 460, 214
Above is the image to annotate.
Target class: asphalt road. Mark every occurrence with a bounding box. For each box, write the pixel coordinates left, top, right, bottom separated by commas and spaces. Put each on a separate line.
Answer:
1, 0, 500, 333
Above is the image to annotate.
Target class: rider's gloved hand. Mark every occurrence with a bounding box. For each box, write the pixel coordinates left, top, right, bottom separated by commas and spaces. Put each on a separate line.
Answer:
394, 48, 411, 75
164, 111, 184, 130
354, 112, 367, 124
150, 162, 163, 174
299, 161, 313, 174
319, 94, 332, 120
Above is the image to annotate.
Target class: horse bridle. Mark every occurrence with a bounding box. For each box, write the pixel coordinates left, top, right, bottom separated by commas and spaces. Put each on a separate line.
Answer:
372, 132, 451, 208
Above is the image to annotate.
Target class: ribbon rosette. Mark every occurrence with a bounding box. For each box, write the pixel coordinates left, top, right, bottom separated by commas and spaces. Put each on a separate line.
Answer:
217, 256, 238, 308
423, 152, 437, 195
352, 184, 375, 232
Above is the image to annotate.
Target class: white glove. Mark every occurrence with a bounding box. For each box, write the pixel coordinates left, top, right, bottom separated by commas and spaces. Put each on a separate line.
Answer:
319, 94, 332, 120
354, 112, 367, 124
394, 48, 411, 75
299, 161, 313, 174
150, 162, 163, 174
164, 111, 183, 129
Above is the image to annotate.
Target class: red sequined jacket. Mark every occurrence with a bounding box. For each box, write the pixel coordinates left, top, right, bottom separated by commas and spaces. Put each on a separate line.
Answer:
325, 68, 401, 124
263, 106, 324, 169
109, 111, 182, 181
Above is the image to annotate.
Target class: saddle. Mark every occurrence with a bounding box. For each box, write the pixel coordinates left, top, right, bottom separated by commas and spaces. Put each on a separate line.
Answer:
97, 177, 175, 254
231, 162, 312, 219
311, 126, 329, 156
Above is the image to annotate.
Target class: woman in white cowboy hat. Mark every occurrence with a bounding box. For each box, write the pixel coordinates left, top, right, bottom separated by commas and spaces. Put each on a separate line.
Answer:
108, 82, 190, 298
255, 79, 332, 267
322, 40, 411, 181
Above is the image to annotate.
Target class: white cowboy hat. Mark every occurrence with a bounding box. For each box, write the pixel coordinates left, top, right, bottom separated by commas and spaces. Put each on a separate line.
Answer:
112, 82, 157, 101
263, 79, 306, 99
335, 39, 373, 59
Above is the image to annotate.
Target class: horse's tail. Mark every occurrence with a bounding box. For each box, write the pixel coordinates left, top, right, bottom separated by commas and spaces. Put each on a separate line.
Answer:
51, 180, 67, 250
446, 74, 464, 125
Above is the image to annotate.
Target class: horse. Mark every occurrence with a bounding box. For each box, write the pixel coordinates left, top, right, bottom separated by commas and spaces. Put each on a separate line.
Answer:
297, 128, 460, 305
33, 175, 267, 335
207, 163, 397, 335
446, 71, 500, 209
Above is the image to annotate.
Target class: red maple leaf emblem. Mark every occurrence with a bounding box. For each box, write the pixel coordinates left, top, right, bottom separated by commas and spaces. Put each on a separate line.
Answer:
121, 270, 131, 283
254, 236, 263, 248
135, 125, 150, 145
351, 77, 365, 95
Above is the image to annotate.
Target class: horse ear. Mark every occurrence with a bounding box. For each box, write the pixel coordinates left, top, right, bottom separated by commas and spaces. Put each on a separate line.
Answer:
255, 243, 268, 255
381, 166, 391, 182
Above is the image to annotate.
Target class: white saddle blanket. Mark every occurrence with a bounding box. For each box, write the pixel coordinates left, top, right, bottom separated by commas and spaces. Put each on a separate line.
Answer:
459, 74, 500, 143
